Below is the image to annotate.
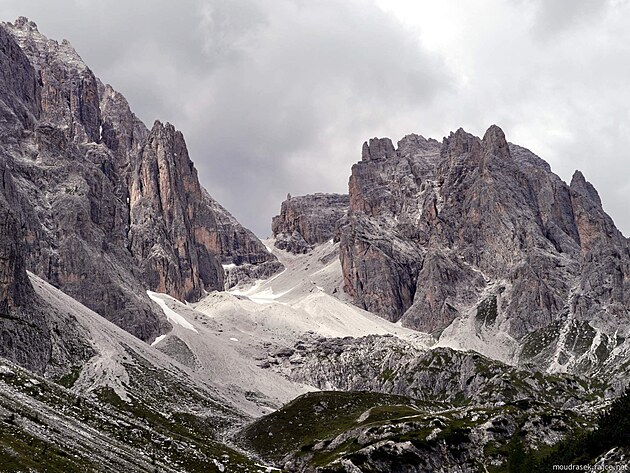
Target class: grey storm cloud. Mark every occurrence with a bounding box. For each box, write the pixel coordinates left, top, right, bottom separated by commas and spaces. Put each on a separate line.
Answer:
0, 0, 629, 237
0, 0, 451, 236
530, 0, 609, 39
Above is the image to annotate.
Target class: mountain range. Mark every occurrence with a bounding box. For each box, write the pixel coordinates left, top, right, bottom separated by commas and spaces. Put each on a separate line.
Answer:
0, 16, 628, 472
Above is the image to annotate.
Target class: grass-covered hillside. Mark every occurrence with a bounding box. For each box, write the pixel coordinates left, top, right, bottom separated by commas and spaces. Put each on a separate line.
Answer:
238, 390, 596, 472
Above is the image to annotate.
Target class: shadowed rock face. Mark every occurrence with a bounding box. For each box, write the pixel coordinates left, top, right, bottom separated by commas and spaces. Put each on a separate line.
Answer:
272, 193, 349, 254
340, 125, 630, 370
0, 20, 39, 312
0, 160, 52, 374
0, 17, 278, 344
0, 161, 31, 315
0, 23, 95, 374
0, 22, 49, 373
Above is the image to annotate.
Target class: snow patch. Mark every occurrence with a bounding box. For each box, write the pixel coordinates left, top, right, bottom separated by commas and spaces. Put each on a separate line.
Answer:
230, 283, 290, 305
255, 464, 282, 472
151, 334, 167, 346
147, 291, 198, 333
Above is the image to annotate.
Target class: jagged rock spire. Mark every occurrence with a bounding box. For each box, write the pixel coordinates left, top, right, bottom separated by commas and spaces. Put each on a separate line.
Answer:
361, 137, 396, 161
481, 124, 511, 161
570, 169, 602, 207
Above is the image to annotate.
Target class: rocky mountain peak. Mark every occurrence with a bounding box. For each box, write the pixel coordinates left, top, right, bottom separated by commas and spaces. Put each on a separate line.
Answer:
570, 169, 602, 207
129, 119, 223, 300
11, 16, 38, 32
340, 125, 630, 372
6, 17, 86, 72
98, 79, 148, 165
440, 127, 481, 161
397, 133, 440, 156
0, 19, 280, 345
481, 124, 511, 161
272, 193, 349, 253
361, 137, 396, 161
5, 17, 98, 143
0, 23, 40, 136
147, 120, 185, 149
152, 119, 168, 131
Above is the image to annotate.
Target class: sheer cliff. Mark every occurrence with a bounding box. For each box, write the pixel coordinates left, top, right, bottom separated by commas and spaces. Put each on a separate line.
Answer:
0, 23, 94, 374
272, 193, 349, 253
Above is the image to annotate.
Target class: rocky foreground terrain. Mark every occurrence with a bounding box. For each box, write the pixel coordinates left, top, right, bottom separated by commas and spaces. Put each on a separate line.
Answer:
0, 15, 629, 473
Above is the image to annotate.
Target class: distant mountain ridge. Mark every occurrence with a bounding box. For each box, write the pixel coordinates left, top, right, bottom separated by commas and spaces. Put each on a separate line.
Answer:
272, 193, 349, 253
266, 125, 630, 375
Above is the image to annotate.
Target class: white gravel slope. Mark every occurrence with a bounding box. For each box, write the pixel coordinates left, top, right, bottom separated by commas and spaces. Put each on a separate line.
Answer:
29, 241, 433, 418
146, 241, 431, 415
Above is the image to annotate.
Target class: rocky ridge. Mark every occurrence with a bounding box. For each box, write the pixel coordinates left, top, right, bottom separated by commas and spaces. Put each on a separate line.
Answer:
272, 193, 349, 254
239, 390, 600, 472
263, 334, 600, 407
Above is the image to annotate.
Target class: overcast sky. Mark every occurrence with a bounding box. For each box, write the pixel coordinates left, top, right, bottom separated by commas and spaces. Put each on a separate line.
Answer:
1, 0, 629, 237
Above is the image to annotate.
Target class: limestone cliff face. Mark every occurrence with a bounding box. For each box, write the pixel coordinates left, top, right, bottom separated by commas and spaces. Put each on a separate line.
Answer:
340, 125, 630, 371
0, 161, 55, 375
0, 162, 31, 313
0, 17, 279, 343
272, 193, 349, 253
0, 23, 94, 374
0, 22, 48, 372
0, 162, 93, 376
8, 17, 100, 144
0, 18, 40, 136
340, 133, 441, 323
99, 81, 149, 163
129, 122, 280, 295
129, 121, 224, 301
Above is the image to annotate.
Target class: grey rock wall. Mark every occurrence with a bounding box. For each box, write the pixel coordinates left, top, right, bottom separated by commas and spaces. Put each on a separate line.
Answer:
272, 193, 349, 253
340, 125, 630, 371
